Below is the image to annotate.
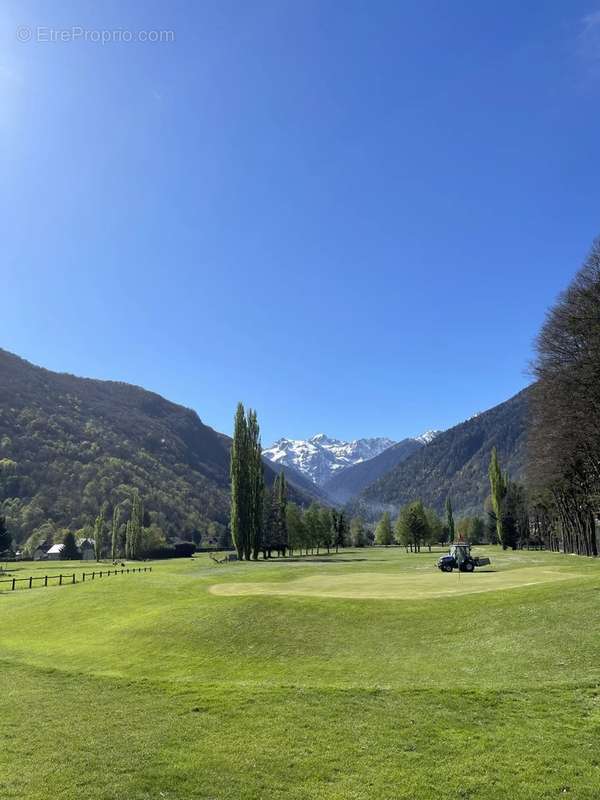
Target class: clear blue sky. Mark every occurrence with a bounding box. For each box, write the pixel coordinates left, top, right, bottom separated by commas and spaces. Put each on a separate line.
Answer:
1, 1, 599, 444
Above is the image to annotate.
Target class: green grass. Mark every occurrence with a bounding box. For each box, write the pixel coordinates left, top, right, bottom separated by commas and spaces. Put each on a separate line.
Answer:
1, 547, 600, 799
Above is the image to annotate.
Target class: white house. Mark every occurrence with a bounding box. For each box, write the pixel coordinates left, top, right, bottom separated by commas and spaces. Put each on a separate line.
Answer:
46, 543, 65, 560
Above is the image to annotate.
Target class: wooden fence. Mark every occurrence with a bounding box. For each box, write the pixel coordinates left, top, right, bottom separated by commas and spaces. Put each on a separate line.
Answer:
0, 566, 152, 593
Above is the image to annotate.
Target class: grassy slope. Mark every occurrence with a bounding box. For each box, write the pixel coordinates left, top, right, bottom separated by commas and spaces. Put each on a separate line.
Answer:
1, 549, 600, 799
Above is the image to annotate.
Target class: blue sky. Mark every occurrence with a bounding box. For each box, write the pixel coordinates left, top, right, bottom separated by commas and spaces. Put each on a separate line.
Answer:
1, 1, 599, 445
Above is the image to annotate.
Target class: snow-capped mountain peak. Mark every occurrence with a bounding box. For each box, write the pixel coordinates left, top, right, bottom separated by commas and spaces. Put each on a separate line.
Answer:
263, 434, 396, 486
415, 429, 441, 445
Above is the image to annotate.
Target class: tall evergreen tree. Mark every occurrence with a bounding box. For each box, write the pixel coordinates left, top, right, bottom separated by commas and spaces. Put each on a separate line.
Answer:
445, 496, 455, 543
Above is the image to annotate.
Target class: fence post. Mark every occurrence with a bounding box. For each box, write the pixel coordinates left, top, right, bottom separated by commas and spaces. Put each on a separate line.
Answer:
59, 574, 62, 586
92, 572, 95, 580
82, 572, 85, 582
12, 577, 16, 590
29, 576, 33, 589
72, 573, 76, 584
45, 575, 48, 587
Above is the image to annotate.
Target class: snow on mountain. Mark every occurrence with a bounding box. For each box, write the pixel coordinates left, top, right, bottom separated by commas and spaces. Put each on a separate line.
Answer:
414, 429, 442, 445
263, 434, 396, 486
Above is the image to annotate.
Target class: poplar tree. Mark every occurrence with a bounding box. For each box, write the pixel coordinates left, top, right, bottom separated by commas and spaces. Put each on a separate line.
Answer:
230, 403, 248, 559
488, 448, 507, 547
247, 409, 264, 560
230, 403, 264, 560
126, 491, 143, 559
111, 504, 121, 560
125, 520, 132, 560
445, 496, 455, 544
332, 510, 348, 552
275, 470, 288, 556
93, 510, 104, 561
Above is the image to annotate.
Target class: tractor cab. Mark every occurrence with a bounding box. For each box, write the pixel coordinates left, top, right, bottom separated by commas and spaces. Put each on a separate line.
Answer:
437, 540, 490, 573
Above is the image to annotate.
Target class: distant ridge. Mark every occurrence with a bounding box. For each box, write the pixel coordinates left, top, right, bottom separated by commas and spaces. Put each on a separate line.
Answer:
349, 387, 531, 519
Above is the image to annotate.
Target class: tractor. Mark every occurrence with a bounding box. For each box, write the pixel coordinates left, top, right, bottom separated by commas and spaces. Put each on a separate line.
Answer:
437, 541, 490, 573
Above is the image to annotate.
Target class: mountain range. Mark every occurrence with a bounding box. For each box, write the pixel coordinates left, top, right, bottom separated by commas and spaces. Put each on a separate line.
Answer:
0, 347, 531, 546
262, 434, 396, 486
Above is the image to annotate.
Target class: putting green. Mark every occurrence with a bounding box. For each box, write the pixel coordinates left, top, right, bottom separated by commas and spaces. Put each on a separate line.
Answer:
210, 566, 583, 600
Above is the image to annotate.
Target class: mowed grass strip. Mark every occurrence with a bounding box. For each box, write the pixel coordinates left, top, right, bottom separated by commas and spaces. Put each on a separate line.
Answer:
1, 548, 600, 798
209, 566, 584, 599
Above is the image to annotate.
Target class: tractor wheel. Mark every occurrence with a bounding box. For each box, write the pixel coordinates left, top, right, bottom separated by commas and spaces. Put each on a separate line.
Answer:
463, 561, 475, 573
443, 564, 453, 573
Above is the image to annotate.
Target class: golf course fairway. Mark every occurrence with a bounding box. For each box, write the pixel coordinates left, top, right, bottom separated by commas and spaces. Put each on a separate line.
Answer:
1, 546, 599, 800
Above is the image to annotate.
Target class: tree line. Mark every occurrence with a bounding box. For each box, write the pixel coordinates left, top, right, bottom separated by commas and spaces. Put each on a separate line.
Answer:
526, 238, 600, 556
371, 497, 488, 551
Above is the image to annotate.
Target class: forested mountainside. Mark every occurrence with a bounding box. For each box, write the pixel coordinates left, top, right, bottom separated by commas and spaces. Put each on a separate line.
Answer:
350, 387, 531, 519
324, 437, 424, 504
0, 349, 311, 547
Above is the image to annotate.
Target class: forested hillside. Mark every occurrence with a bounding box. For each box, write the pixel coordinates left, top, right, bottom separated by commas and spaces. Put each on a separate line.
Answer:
351, 387, 531, 519
0, 349, 311, 549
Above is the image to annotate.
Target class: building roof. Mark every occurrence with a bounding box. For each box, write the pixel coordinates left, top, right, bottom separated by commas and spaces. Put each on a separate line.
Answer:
47, 543, 65, 555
